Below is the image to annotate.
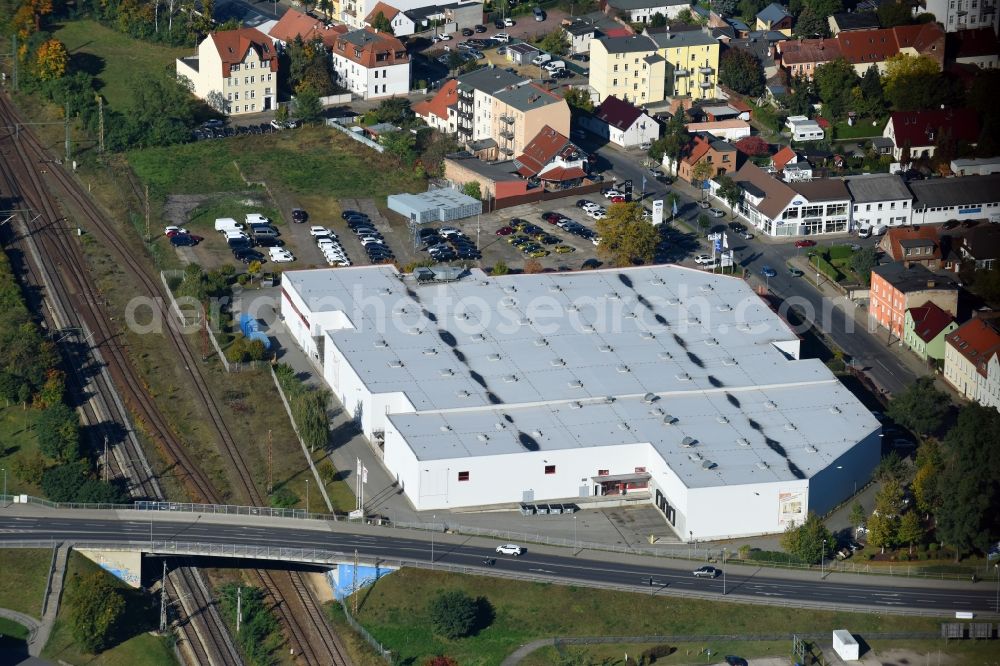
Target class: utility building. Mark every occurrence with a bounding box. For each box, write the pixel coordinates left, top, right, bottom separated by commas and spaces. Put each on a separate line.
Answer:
280, 265, 880, 540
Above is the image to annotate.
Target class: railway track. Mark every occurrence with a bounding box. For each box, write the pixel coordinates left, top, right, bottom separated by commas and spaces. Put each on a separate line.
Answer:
0, 92, 352, 665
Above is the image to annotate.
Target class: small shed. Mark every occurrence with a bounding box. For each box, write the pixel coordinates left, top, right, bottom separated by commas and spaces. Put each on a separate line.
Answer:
387, 188, 483, 224
832, 630, 859, 661
507, 42, 540, 66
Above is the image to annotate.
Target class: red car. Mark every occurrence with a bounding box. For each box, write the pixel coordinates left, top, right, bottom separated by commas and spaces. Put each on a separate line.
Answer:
495, 226, 513, 236
610, 196, 626, 204
794, 239, 817, 248
541, 212, 562, 223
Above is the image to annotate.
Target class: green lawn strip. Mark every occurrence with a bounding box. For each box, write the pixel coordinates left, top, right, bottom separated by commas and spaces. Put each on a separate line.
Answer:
186, 194, 283, 232
0, 407, 45, 499
350, 569, 946, 666
53, 20, 190, 111
523, 640, 790, 666
0, 549, 51, 617
41, 552, 176, 666
314, 452, 358, 514
324, 601, 391, 666
0, 616, 30, 641
831, 118, 887, 141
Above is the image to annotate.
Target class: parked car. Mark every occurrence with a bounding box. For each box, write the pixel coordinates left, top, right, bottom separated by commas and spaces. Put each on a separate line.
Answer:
728, 222, 746, 232
269, 119, 285, 130
342, 210, 366, 220
570, 53, 589, 62
602, 189, 622, 199
740, 230, 754, 240
164, 226, 187, 237
795, 239, 817, 248
169, 234, 199, 247
504, 17, 515, 26
461, 27, 474, 36
554, 245, 575, 253
233, 248, 265, 264
693, 566, 720, 578
788, 266, 804, 277
694, 254, 713, 265
291, 208, 308, 223
698, 200, 711, 209
708, 208, 724, 218
474, 23, 487, 32
724, 657, 748, 666
269, 248, 295, 263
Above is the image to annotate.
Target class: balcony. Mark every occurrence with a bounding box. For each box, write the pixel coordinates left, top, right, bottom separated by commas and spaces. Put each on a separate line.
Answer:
500, 114, 515, 125
458, 88, 473, 99
699, 66, 714, 74
673, 68, 689, 78
700, 80, 712, 89
501, 147, 514, 155
499, 130, 514, 140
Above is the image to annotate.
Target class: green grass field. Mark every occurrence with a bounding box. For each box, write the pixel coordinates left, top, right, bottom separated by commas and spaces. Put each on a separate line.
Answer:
0, 549, 52, 617
0, 407, 45, 499
832, 117, 887, 141
41, 552, 176, 666
347, 568, 950, 666
54, 20, 191, 111
128, 126, 426, 201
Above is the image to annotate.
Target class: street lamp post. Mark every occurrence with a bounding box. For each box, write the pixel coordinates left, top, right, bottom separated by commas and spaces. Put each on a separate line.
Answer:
1, 467, 6, 508
573, 514, 578, 549
723, 547, 727, 596
431, 514, 436, 569
821, 538, 826, 579
305, 479, 310, 516
994, 563, 999, 613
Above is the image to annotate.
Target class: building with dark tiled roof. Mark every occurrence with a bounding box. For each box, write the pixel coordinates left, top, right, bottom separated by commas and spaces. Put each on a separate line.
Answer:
883, 108, 980, 163
513, 126, 588, 186
909, 173, 1000, 225
756, 3, 793, 36
330, 28, 409, 99
581, 95, 660, 148
828, 12, 880, 36
946, 27, 1000, 69
604, 0, 693, 24
871, 262, 960, 340
945, 318, 1000, 401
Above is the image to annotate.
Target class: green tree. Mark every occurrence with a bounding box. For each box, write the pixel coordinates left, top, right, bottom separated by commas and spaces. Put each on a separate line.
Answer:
563, 87, 594, 112
648, 108, 689, 163
37, 402, 81, 462
293, 87, 323, 123
714, 0, 739, 14
462, 181, 482, 200
849, 501, 866, 532
67, 570, 126, 653
382, 130, 417, 165
866, 510, 896, 553
858, 65, 885, 118
716, 175, 742, 219
428, 590, 479, 639
912, 442, 941, 518
885, 376, 949, 436
373, 97, 414, 125
274, 104, 289, 124
41, 461, 87, 502
878, 1, 913, 27
849, 246, 878, 285
782, 76, 813, 116
813, 58, 858, 120
491, 260, 509, 276
719, 47, 765, 97
649, 12, 667, 28
882, 53, 941, 111
370, 10, 394, 33
868, 477, 903, 552
595, 202, 659, 266
112, 74, 195, 150
738, 0, 767, 23
897, 511, 924, 554
779, 512, 833, 564
697, 213, 710, 235
538, 28, 569, 56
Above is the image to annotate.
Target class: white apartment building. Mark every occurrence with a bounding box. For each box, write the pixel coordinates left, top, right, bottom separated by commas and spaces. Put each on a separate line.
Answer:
944, 318, 1000, 401
923, 0, 999, 33
980, 353, 1000, 412
330, 28, 410, 100
844, 174, 913, 233
176, 28, 278, 115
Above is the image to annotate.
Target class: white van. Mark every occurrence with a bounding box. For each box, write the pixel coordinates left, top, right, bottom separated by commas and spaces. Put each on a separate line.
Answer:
544, 60, 565, 72
531, 53, 551, 66
245, 213, 270, 226
224, 229, 249, 241
215, 217, 242, 233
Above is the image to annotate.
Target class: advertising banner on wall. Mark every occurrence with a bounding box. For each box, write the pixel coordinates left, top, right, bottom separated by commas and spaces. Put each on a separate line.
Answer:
652, 200, 664, 225
778, 489, 806, 528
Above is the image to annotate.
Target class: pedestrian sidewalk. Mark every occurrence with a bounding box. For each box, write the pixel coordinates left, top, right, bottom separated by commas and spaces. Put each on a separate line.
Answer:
31, 543, 69, 657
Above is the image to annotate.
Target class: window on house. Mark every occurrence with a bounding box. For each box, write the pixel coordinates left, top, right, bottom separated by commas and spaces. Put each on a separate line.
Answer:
878, 203, 883, 211
635, 466, 646, 473
598, 469, 609, 476
890, 202, 896, 210
544, 464, 556, 475
458, 471, 470, 481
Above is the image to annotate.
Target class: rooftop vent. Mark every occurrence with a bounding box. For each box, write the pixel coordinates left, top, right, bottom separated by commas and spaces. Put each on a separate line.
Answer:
439, 368, 455, 377
599, 345, 614, 353
568, 380, 584, 388
643, 392, 658, 404
658, 351, 672, 360
503, 375, 517, 383
488, 353, 501, 361
736, 323, 752, 332
582, 324, 596, 332
456, 390, 470, 398
805, 445, 818, 453
477, 434, 489, 442
640, 331, 656, 340
756, 461, 769, 471
676, 372, 691, 381
439, 425, 452, 432
618, 422, 630, 431
616, 365, 630, 373
717, 304, 733, 312
548, 284, 562, 293
723, 357, 737, 366
765, 400, 777, 410
569, 401, 583, 409
423, 348, 438, 355
736, 437, 750, 447
625, 311, 637, 319
666, 297, 681, 306
604, 396, 616, 404
705, 338, 719, 346
681, 436, 697, 448
650, 278, 665, 286
688, 452, 703, 462
701, 460, 717, 470
531, 430, 542, 438
503, 285, 518, 294
472, 333, 487, 341
699, 284, 714, 293
494, 422, 505, 431
387, 359, 404, 368
687, 316, 700, 325
379, 287, 393, 295
519, 317, 531, 326
550, 358, 566, 367
662, 414, 677, 425
717, 415, 729, 424
784, 423, 797, 432
567, 304, 579, 312
374, 339, 388, 348
501, 297, 517, 307
408, 327, 422, 335
606, 292, 620, 300
535, 337, 549, 346
829, 406, 842, 415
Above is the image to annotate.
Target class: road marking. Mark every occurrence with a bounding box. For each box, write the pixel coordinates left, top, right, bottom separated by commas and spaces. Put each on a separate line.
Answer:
528, 568, 556, 574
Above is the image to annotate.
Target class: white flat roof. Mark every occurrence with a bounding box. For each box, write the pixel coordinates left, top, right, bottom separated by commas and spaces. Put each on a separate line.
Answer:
284, 265, 879, 485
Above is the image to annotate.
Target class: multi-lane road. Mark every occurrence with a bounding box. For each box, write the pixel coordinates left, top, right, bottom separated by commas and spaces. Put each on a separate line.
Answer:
0, 510, 990, 617
590, 143, 924, 396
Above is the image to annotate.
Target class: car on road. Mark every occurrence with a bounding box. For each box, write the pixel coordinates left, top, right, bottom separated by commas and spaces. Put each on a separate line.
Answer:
794, 239, 817, 248
739, 230, 754, 240
493, 31, 510, 41
698, 200, 711, 209
474, 23, 487, 32
639, 141, 652, 151
504, 17, 514, 26
269, 248, 295, 263
728, 222, 746, 232
724, 657, 748, 666
693, 566, 721, 578
496, 543, 524, 556
602, 189, 622, 199
693, 254, 715, 265
761, 265, 777, 278
708, 208, 725, 218
610, 195, 626, 204
788, 266, 804, 277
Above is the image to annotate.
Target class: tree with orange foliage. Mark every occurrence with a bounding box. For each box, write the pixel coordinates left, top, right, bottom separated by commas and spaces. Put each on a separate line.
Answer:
35, 38, 69, 81
12, 5, 36, 40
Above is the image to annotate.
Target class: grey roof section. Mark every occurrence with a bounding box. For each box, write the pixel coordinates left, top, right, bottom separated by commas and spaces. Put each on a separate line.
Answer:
649, 28, 719, 48
909, 174, 1000, 211
494, 85, 562, 113
457, 67, 528, 94
342, 28, 381, 47
599, 35, 659, 54
843, 174, 913, 203
508, 43, 540, 54
831, 11, 880, 31
179, 56, 200, 72
564, 21, 598, 36
757, 2, 791, 24
644, 54, 666, 64
702, 104, 740, 117
607, 0, 691, 8
285, 265, 879, 488
871, 262, 960, 293
445, 155, 520, 181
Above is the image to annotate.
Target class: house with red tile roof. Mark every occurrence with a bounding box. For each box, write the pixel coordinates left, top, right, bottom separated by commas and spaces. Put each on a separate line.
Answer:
879, 225, 943, 269
363, 2, 418, 36
580, 95, 660, 149
267, 8, 347, 49
946, 27, 1000, 70
944, 318, 1000, 401
413, 79, 458, 133
771, 145, 797, 172
513, 126, 589, 186
330, 28, 410, 99
668, 133, 739, 185
776, 23, 945, 80
883, 108, 980, 162
176, 27, 279, 115
903, 301, 958, 362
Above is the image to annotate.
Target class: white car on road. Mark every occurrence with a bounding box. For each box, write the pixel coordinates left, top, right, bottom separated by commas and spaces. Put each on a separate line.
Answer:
708, 208, 725, 218
496, 544, 524, 556
694, 254, 713, 265
493, 32, 511, 42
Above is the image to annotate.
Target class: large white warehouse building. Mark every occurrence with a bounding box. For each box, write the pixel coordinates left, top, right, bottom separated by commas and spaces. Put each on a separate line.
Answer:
280, 265, 880, 541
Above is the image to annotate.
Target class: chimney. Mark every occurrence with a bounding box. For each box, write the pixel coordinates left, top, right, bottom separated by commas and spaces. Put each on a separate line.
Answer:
927, 280, 936, 289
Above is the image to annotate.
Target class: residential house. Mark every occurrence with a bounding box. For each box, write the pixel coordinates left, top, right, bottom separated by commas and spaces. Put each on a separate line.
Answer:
883, 108, 980, 162
909, 173, 1000, 225
944, 318, 1000, 402
771, 145, 798, 173
266, 8, 347, 49
713, 162, 850, 236
507, 43, 541, 66
776, 23, 946, 79
413, 79, 458, 133
724, 32, 786, 80
755, 3, 793, 36
870, 262, 959, 340
923, 0, 999, 34
684, 118, 750, 141
341, 0, 480, 30
330, 28, 409, 99
444, 153, 535, 201
844, 173, 913, 232
957, 224, 1000, 270
770, 145, 812, 182
491, 83, 572, 159
588, 29, 720, 105
176, 28, 279, 116
879, 226, 942, 269
786, 115, 824, 142
828, 12, 880, 36
603, 0, 693, 24
564, 19, 599, 55
513, 126, 589, 188
452, 68, 527, 152
696, 102, 751, 122
582, 95, 660, 148
946, 27, 1000, 69
665, 133, 739, 183
951, 157, 1000, 176
364, 2, 417, 36
982, 352, 1000, 412
903, 302, 958, 362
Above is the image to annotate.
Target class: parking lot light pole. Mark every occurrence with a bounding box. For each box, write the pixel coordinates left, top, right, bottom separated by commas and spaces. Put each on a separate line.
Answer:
431, 513, 436, 569
723, 547, 727, 596
821, 538, 826, 579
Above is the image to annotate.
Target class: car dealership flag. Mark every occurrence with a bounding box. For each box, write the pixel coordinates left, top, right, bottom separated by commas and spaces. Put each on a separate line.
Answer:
723, 232, 729, 249
714, 237, 723, 253
672, 199, 678, 218
362, 466, 368, 484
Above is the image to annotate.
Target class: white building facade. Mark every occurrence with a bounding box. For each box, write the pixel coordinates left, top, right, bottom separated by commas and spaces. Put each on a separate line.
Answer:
176, 28, 278, 116
330, 28, 410, 99
923, 0, 999, 33
844, 174, 913, 233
